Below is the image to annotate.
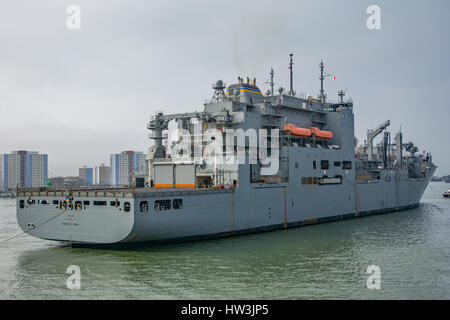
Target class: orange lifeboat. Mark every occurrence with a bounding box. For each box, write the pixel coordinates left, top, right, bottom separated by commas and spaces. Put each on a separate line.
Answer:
283, 124, 312, 138
310, 127, 333, 140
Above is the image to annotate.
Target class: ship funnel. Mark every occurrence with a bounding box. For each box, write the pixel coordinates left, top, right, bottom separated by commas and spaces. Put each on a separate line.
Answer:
246, 77, 250, 84
252, 78, 256, 86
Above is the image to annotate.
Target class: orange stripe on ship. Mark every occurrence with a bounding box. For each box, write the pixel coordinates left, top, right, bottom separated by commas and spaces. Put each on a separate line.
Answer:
175, 184, 196, 189
155, 184, 173, 188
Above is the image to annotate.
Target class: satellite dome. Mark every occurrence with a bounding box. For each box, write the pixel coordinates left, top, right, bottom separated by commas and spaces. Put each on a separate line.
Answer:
212, 80, 225, 90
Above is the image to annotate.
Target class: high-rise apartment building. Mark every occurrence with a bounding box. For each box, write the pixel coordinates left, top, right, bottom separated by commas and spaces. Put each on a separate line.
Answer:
79, 165, 94, 185
1, 151, 48, 190
0, 156, 3, 191
94, 164, 112, 186
110, 151, 146, 186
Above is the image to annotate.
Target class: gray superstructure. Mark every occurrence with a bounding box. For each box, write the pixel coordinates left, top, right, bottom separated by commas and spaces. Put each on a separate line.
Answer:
16, 57, 436, 245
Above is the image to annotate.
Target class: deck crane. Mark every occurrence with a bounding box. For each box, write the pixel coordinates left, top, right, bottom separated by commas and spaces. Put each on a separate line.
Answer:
367, 120, 390, 161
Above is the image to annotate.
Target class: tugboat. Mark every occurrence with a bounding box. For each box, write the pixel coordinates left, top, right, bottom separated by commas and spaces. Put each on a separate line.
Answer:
443, 190, 450, 198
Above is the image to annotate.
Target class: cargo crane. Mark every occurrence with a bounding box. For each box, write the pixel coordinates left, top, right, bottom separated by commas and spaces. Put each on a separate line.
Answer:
382, 131, 391, 168
367, 120, 390, 161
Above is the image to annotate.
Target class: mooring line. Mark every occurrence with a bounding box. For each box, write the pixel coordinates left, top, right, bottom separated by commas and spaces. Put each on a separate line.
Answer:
0, 209, 67, 245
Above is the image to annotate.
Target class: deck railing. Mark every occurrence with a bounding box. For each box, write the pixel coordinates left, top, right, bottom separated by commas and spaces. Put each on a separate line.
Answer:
16, 185, 236, 198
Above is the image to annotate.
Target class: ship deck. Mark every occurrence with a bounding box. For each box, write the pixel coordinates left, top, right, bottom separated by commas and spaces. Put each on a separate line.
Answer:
16, 186, 234, 198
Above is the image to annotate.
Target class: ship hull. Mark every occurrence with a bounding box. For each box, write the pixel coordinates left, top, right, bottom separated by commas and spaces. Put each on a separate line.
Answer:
16, 166, 435, 246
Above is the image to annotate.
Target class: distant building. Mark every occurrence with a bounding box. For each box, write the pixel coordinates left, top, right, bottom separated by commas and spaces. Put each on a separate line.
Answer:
111, 151, 146, 186
94, 164, 112, 186
79, 164, 112, 186
49, 176, 85, 188
78, 165, 94, 185
1, 151, 48, 190
0, 155, 3, 191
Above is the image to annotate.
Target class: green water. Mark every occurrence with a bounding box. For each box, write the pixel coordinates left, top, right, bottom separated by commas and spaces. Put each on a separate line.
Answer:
1, 182, 449, 299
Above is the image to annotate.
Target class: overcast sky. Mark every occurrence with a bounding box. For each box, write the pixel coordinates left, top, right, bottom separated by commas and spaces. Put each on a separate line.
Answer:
1, 0, 449, 176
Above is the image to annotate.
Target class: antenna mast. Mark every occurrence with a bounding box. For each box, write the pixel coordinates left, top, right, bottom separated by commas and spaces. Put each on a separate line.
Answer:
338, 89, 346, 103
289, 54, 294, 95
319, 59, 335, 102
319, 60, 325, 101
270, 67, 274, 96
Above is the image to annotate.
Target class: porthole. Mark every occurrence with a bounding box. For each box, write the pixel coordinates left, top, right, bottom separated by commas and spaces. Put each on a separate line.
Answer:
154, 200, 171, 211
173, 199, 183, 209
140, 201, 148, 213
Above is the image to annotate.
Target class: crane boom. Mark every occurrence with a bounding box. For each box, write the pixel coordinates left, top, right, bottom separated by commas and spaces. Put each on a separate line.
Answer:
367, 120, 390, 161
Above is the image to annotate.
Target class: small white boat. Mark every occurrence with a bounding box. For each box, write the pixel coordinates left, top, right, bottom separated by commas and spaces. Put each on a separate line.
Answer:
443, 190, 450, 198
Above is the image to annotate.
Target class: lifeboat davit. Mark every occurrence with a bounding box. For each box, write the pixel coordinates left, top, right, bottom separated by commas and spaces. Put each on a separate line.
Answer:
283, 124, 333, 140
283, 124, 312, 138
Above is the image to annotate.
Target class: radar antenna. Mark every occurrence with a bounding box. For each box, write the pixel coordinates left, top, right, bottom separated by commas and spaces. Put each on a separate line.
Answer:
211, 80, 227, 103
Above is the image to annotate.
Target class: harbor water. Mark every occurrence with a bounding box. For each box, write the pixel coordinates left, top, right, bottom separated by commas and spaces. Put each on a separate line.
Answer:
0, 182, 449, 299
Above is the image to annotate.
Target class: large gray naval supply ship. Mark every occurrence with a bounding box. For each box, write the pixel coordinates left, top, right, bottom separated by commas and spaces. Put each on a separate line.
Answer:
16, 56, 436, 246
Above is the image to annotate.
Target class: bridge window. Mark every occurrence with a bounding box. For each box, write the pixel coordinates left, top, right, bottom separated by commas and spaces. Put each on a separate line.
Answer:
83, 200, 90, 206
320, 160, 329, 170
155, 200, 171, 211
110, 201, 120, 207
173, 199, 183, 209
53, 200, 59, 205
140, 201, 148, 213
343, 161, 352, 170
94, 201, 107, 206
334, 161, 341, 167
